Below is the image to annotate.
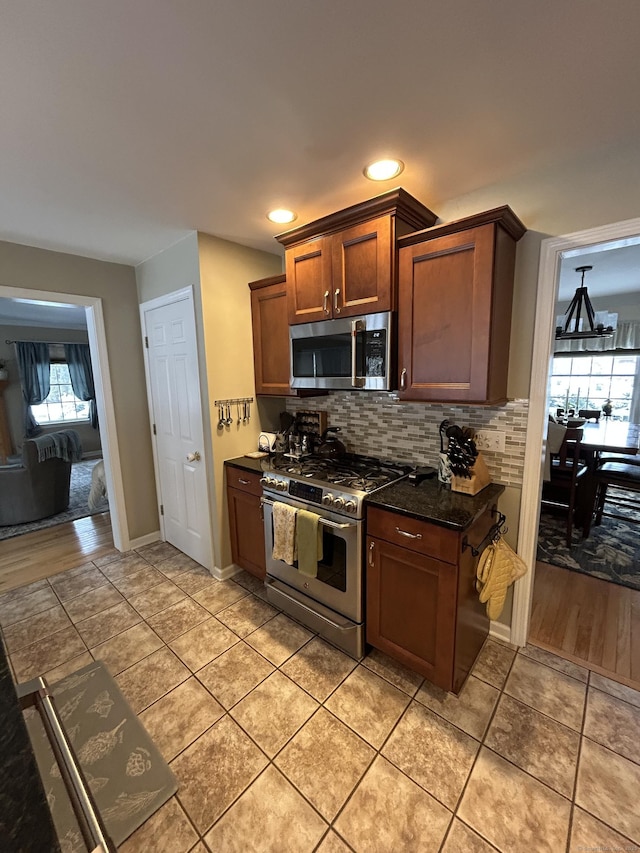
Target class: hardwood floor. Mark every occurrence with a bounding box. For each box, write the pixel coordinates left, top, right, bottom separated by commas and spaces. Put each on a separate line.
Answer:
529, 560, 640, 690
0, 512, 115, 595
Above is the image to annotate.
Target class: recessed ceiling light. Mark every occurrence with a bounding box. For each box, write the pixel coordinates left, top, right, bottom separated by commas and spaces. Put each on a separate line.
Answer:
363, 159, 405, 181
267, 208, 297, 224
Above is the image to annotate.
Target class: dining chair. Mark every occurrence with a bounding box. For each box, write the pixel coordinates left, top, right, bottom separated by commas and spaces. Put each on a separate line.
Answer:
590, 461, 640, 529
541, 427, 588, 547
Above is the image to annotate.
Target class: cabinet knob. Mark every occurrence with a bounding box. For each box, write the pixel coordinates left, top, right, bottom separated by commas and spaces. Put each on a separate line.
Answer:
400, 368, 407, 390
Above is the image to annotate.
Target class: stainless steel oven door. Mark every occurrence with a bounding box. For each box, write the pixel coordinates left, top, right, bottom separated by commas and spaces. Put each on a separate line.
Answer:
262, 495, 363, 623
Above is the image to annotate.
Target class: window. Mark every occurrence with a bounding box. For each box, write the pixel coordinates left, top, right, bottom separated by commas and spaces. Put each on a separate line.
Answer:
549, 354, 638, 421
31, 362, 90, 424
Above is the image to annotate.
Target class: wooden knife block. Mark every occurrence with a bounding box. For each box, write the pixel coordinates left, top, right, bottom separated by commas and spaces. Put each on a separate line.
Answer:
451, 453, 492, 495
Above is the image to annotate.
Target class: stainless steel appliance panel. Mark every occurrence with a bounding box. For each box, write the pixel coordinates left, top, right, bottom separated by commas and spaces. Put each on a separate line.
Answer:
263, 495, 363, 622
290, 312, 393, 391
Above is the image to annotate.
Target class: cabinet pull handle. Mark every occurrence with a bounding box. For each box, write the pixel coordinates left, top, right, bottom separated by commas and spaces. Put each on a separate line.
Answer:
334, 288, 341, 313
395, 527, 422, 540
400, 368, 407, 390
369, 541, 375, 566
323, 290, 330, 314
238, 478, 251, 485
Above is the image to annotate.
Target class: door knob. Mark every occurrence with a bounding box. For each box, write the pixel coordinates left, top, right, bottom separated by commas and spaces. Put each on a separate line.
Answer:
186, 451, 201, 462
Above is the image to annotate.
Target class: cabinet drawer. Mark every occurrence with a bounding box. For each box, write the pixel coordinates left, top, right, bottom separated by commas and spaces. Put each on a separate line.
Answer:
226, 465, 263, 497
367, 506, 458, 564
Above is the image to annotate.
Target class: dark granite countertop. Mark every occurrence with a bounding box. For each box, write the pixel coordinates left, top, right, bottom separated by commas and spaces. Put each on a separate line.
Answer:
366, 478, 505, 531
225, 455, 269, 475
0, 638, 60, 852
226, 455, 505, 532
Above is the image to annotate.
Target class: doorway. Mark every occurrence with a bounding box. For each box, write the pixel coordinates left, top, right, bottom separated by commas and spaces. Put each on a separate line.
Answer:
0, 284, 129, 551
513, 217, 640, 684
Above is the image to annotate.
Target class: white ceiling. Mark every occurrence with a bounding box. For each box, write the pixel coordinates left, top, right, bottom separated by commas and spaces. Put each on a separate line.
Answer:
2, 1, 640, 272
0, 297, 87, 329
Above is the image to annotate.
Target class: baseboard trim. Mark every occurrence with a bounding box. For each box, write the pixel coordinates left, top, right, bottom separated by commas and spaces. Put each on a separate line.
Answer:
212, 562, 242, 581
489, 620, 514, 646
129, 530, 161, 550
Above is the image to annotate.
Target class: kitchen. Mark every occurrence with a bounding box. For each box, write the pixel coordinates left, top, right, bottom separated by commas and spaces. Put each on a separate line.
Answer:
1, 3, 640, 851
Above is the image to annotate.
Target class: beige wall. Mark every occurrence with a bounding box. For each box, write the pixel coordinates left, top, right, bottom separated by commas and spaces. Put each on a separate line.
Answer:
197, 232, 282, 569
0, 325, 102, 456
135, 231, 282, 571
0, 240, 157, 541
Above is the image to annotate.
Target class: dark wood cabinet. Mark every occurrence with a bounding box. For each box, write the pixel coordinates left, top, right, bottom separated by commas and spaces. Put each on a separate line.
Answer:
366, 504, 496, 693
226, 465, 266, 579
397, 207, 525, 404
278, 189, 437, 325
249, 274, 293, 397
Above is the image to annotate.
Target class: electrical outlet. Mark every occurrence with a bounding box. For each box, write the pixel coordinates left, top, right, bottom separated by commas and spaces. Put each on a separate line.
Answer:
474, 429, 506, 453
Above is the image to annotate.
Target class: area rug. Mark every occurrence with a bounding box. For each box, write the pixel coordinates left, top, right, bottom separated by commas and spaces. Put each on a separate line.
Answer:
0, 459, 109, 541
537, 507, 640, 591
24, 660, 177, 850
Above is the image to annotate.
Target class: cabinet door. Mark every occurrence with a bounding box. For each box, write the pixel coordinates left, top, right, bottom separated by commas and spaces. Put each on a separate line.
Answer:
251, 278, 292, 396
398, 224, 498, 402
366, 536, 457, 690
286, 237, 333, 324
331, 216, 393, 317
227, 486, 266, 579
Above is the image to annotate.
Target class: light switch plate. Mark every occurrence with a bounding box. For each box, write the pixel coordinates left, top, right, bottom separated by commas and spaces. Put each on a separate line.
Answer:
474, 429, 506, 453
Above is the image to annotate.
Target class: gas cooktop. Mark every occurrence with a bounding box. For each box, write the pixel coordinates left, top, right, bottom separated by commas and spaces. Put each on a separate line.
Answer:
261, 452, 412, 518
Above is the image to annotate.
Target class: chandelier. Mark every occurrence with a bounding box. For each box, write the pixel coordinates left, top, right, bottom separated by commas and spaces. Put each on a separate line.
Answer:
555, 265, 614, 340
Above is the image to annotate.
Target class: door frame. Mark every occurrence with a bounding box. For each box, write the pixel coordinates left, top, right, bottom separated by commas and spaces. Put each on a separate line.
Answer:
512, 215, 640, 647
139, 286, 214, 570
0, 284, 129, 550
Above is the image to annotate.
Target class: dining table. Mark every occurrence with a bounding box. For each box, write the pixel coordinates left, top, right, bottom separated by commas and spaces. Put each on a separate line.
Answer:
580, 419, 640, 457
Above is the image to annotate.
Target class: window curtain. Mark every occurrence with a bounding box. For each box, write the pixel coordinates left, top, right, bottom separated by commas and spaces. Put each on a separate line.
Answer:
14, 342, 51, 437
64, 343, 98, 429
630, 357, 640, 424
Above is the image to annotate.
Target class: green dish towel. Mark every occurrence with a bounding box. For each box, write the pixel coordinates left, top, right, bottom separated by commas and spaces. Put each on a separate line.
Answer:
296, 509, 323, 578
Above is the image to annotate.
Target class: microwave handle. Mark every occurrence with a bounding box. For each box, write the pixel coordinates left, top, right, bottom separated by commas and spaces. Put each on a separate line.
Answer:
351, 319, 366, 388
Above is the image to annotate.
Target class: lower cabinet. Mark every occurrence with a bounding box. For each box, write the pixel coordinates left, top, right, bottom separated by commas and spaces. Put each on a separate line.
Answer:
366, 504, 495, 693
226, 465, 266, 580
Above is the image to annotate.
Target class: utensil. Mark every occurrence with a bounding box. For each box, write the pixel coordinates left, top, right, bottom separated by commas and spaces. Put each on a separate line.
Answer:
439, 419, 451, 453
217, 404, 225, 430
247, 400, 251, 422
243, 401, 247, 423
225, 403, 232, 425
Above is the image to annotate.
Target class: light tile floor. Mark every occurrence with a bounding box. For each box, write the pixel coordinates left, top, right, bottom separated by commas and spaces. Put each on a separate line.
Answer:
1, 542, 639, 852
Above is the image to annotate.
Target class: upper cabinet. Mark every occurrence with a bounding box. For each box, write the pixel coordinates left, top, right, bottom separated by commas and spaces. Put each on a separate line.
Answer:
249, 274, 293, 397
277, 189, 437, 325
397, 207, 526, 404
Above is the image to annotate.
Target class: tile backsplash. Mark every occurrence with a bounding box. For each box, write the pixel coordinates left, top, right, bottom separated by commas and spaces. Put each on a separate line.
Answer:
286, 393, 529, 488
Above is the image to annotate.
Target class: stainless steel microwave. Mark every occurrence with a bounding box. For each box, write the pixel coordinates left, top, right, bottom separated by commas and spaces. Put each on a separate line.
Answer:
290, 312, 394, 391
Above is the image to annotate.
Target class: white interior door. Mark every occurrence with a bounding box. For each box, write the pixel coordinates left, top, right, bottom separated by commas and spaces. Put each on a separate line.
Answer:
142, 290, 213, 570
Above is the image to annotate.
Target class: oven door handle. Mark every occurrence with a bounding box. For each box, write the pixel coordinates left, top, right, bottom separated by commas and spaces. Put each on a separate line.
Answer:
261, 497, 357, 529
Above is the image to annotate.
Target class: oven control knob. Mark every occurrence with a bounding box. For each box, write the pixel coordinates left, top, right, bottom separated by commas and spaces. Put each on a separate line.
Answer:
332, 497, 345, 510
344, 500, 357, 513
322, 494, 334, 506
276, 480, 287, 491
262, 476, 275, 487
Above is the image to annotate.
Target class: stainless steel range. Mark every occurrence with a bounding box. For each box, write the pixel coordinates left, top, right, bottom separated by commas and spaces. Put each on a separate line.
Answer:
261, 453, 411, 659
